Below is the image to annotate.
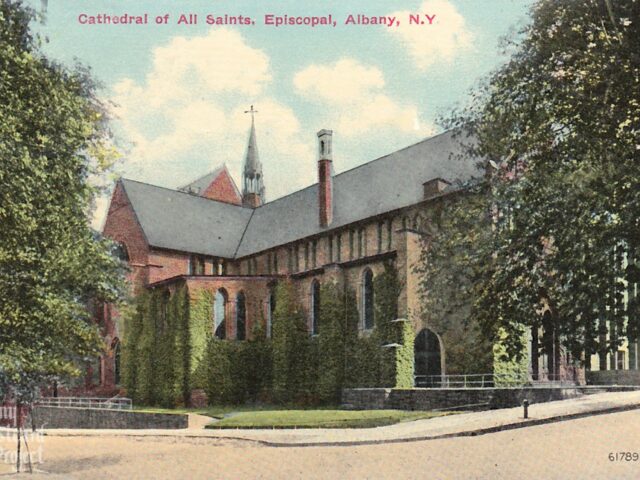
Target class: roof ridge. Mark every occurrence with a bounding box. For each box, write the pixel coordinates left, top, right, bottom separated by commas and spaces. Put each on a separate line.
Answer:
250, 129, 452, 210
120, 178, 251, 210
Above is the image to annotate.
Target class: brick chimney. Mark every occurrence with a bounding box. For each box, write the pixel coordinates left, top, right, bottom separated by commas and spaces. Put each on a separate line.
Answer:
423, 178, 451, 199
317, 129, 333, 228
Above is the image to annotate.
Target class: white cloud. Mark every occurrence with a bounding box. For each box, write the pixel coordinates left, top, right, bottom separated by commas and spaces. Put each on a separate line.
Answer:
107, 28, 313, 213
293, 58, 433, 137
388, 0, 473, 70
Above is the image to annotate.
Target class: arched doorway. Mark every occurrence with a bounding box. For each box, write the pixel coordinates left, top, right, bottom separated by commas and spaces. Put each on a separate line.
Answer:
414, 328, 442, 387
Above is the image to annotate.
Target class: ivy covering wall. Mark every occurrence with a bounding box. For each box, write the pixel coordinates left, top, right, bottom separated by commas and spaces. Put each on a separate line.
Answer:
122, 285, 190, 407
122, 262, 412, 407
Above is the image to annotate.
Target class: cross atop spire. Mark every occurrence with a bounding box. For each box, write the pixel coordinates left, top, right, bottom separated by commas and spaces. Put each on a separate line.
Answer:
244, 105, 258, 123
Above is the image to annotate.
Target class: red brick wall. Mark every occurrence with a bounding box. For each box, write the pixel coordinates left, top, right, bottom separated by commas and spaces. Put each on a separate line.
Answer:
148, 249, 191, 284
103, 181, 150, 287
201, 168, 242, 205
186, 277, 274, 340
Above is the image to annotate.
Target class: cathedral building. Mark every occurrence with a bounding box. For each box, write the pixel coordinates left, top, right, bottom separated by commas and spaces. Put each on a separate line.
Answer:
83, 108, 639, 397
91, 113, 481, 395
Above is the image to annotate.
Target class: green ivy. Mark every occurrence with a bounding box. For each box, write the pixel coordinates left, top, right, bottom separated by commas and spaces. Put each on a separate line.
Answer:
271, 280, 316, 404
123, 262, 411, 407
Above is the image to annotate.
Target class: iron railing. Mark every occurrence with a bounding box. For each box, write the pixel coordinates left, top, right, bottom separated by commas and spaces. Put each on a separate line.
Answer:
36, 396, 132, 410
414, 373, 578, 388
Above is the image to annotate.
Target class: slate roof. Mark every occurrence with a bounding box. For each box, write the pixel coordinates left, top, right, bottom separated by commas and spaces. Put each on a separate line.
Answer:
179, 166, 227, 195
118, 130, 480, 259
236, 130, 478, 256
120, 179, 252, 258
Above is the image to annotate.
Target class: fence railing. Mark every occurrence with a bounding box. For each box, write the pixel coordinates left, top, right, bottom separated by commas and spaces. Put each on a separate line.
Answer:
36, 396, 132, 410
414, 373, 578, 388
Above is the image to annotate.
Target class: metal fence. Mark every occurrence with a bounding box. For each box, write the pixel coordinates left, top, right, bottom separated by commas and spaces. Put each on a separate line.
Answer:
36, 396, 133, 410
414, 373, 577, 388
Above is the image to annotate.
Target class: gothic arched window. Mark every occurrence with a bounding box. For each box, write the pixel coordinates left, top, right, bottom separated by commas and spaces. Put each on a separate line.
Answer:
214, 289, 227, 339
113, 339, 121, 386
311, 280, 321, 335
267, 291, 276, 338
114, 242, 129, 263
362, 269, 375, 330
236, 291, 246, 340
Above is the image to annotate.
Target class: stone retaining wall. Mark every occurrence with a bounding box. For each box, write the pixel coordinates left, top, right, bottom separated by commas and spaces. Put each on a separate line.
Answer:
29, 406, 188, 429
586, 370, 640, 386
343, 387, 592, 411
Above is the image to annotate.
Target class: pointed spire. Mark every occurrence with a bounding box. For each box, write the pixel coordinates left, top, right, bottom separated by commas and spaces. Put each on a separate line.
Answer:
244, 115, 261, 174
242, 105, 265, 208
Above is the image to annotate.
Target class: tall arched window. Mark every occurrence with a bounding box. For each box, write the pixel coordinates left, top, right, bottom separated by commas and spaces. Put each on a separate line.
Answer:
362, 269, 375, 330
267, 292, 276, 338
311, 280, 321, 335
113, 339, 121, 386
236, 291, 246, 340
214, 289, 227, 339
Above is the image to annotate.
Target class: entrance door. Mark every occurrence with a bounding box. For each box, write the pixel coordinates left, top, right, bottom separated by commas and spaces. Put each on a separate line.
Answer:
414, 328, 442, 387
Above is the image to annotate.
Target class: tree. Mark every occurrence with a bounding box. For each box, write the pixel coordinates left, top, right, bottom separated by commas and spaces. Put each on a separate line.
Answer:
424, 0, 640, 369
0, 1, 124, 469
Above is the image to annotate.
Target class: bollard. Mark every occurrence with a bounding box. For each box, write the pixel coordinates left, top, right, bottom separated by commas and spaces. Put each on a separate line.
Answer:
523, 399, 529, 419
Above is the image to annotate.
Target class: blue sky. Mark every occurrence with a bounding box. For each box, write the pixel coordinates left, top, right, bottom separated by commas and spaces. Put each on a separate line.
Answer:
30, 0, 532, 227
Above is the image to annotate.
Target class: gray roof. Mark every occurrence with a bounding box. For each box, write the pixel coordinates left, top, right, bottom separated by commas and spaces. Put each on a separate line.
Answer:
120, 179, 252, 258
118, 130, 479, 259
235, 130, 479, 256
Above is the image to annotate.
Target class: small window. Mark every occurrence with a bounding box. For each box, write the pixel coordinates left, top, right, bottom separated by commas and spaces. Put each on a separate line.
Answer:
387, 219, 393, 250
358, 228, 366, 257
114, 243, 129, 263
295, 246, 300, 272
377, 222, 384, 253
274, 252, 278, 274
328, 236, 334, 263
190, 255, 205, 275
305, 244, 310, 270
337, 234, 342, 262
349, 231, 355, 260
312, 241, 317, 268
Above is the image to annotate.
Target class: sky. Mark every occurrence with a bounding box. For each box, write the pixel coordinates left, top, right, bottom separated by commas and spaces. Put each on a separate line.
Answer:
29, 0, 533, 228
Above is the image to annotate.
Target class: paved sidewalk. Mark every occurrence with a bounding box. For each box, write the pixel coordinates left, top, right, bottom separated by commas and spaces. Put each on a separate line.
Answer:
14, 390, 640, 447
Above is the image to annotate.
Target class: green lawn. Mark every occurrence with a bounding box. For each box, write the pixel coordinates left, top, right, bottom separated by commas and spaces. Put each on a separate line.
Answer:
205, 409, 454, 429
133, 404, 320, 419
